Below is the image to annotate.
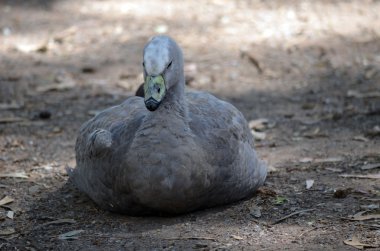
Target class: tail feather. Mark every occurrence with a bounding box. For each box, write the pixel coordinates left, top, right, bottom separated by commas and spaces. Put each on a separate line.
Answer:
257, 160, 268, 187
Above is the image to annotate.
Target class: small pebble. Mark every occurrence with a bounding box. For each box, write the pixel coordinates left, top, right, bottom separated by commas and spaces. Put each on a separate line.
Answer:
333, 188, 351, 198
53, 127, 62, 133
81, 67, 96, 73
39, 110, 51, 119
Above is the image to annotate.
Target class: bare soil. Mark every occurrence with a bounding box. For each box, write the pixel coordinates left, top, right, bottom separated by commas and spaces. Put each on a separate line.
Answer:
0, 0, 379, 250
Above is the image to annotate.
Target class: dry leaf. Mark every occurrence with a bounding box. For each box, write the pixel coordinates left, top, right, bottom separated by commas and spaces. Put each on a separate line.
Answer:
361, 163, 380, 170
349, 211, 380, 221
257, 187, 277, 197
248, 118, 269, 131
347, 90, 380, 98
353, 136, 369, 142
58, 230, 84, 240
41, 219, 76, 227
53, 26, 78, 42
154, 24, 168, 34
6, 211, 14, 219
303, 127, 328, 138
0, 117, 24, 123
343, 236, 379, 249
306, 179, 314, 189
325, 167, 343, 172
0, 102, 23, 110
0, 227, 16, 236
301, 103, 316, 110
16, 40, 53, 54
368, 224, 380, 230
15, 43, 42, 53
0, 196, 14, 206
364, 198, 380, 202
36, 82, 75, 93
366, 125, 380, 137
251, 130, 266, 141
52, 127, 62, 133
300, 118, 320, 125
314, 157, 344, 163
231, 235, 244, 240
339, 173, 380, 179
0, 172, 28, 179
267, 165, 277, 172
299, 157, 313, 163
360, 204, 379, 210
364, 67, 377, 79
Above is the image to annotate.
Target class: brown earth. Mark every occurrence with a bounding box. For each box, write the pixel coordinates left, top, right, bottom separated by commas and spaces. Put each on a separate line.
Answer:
0, 0, 380, 250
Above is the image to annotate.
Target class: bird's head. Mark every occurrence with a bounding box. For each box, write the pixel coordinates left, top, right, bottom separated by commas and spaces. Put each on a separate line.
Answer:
142, 35, 183, 111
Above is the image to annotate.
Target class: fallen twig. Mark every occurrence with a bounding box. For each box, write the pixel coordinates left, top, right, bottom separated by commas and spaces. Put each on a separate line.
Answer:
0, 117, 25, 123
36, 82, 75, 93
164, 236, 217, 242
298, 227, 319, 238
51, 233, 137, 240
0, 102, 23, 110
347, 90, 380, 98
339, 173, 380, 179
271, 209, 315, 225
343, 211, 380, 221
251, 218, 272, 228
359, 197, 380, 202
0, 172, 28, 179
35, 219, 76, 229
240, 51, 263, 74
344, 236, 379, 249
0, 196, 14, 206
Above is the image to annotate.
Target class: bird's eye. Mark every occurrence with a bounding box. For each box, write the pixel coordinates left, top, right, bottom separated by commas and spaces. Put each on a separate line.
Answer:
167, 61, 172, 69
158, 87, 161, 93
142, 62, 145, 67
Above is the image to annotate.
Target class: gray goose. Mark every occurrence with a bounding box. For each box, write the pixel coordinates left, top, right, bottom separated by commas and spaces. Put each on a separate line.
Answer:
69, 35, 267, 215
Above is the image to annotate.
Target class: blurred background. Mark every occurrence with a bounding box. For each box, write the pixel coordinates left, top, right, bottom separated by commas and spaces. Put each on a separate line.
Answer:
1, 0, 379, 164
0, 0, 379, 250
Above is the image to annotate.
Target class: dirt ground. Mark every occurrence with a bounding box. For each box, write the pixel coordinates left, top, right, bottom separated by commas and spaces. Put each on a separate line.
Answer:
0, 0, 380, 250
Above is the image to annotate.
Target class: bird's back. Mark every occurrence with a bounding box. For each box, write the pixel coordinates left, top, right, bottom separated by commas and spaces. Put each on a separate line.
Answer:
186, 91, 267, 207
73, 97, 150, 213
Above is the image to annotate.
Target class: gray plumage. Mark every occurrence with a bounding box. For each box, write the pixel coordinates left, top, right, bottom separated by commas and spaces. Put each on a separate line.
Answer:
70, 35, 267, 215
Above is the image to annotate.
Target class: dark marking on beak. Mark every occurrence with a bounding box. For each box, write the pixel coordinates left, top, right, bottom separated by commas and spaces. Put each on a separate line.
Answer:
145, 97, 160, 111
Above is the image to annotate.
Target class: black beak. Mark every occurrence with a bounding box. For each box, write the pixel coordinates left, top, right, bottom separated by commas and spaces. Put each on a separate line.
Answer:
145, 98, 160, 111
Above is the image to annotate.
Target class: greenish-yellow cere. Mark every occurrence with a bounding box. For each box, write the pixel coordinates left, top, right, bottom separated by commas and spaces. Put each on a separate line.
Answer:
144, 75, 166, 102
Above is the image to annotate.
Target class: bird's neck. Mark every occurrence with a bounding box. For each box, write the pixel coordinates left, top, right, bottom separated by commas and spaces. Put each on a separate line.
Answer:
154, 77, 188, 120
